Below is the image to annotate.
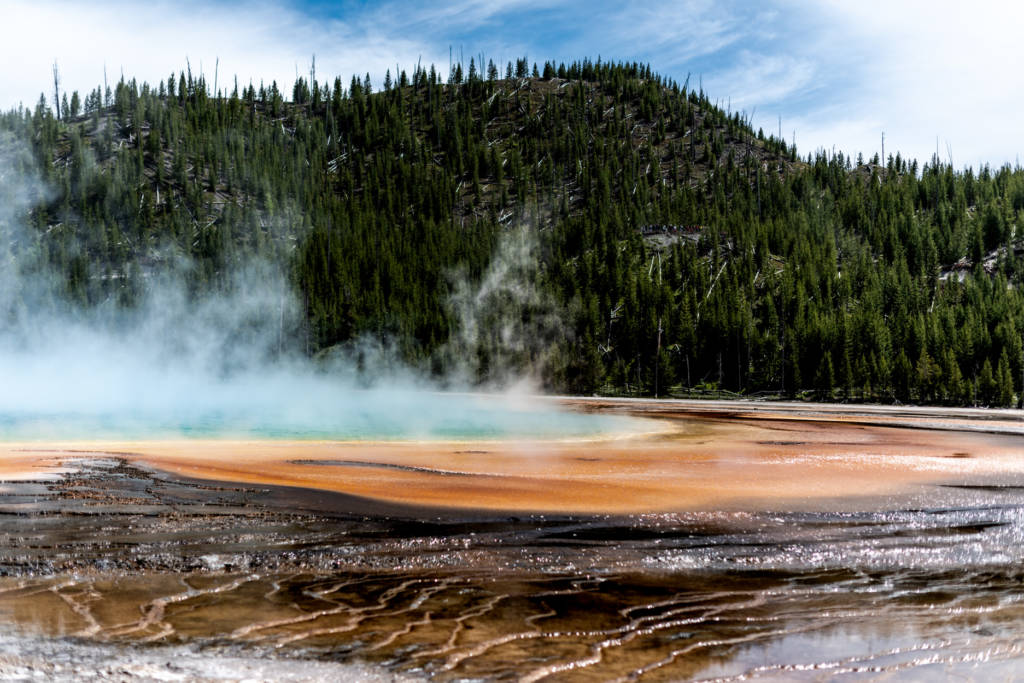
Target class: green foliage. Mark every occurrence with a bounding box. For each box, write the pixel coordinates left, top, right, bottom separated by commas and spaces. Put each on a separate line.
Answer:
5, 58, 1024, 405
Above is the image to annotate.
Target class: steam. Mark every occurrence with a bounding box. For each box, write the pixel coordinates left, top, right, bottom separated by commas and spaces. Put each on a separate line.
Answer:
0, 137, 640, 441
444, 227, 564, 389
0, 134, 57, 333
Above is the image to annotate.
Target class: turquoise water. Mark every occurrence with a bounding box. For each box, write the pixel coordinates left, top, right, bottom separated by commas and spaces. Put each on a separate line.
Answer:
0, 391, 645, 441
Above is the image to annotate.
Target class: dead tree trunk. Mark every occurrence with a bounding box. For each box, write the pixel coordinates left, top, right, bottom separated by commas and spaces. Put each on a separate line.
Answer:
52, 61, 61, 120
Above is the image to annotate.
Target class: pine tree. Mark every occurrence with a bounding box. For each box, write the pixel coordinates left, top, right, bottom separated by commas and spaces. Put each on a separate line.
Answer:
815, 351, 835, 398
979, 358, 997, 405
997, 350, 1015, 407
6, 58, 1024, 403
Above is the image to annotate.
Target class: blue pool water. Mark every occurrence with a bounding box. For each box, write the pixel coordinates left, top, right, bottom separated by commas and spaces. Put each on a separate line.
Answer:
0, 389, 645, 441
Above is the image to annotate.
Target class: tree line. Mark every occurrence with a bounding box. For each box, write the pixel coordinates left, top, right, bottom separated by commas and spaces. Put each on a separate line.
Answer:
3, 57, 1024, 405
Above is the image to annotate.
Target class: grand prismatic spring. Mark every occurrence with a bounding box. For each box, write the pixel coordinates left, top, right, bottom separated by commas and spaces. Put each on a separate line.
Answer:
3, 396, 1024, 680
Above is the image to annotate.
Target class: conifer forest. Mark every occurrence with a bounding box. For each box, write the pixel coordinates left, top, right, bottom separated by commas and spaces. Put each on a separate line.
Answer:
5, 58, 1024, 406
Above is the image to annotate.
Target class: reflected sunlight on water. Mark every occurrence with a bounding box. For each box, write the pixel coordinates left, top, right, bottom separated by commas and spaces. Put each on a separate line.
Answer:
4, 400, 1024, 680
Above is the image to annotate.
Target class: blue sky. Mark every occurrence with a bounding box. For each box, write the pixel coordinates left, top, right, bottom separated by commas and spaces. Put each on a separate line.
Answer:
3, 0, 1022, 169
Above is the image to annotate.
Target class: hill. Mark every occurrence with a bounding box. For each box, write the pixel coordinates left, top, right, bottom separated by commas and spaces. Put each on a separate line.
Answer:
3, 57, 1024, 405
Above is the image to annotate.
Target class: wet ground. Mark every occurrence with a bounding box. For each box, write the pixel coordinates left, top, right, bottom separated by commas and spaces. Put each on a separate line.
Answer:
3, 400, 1024, 680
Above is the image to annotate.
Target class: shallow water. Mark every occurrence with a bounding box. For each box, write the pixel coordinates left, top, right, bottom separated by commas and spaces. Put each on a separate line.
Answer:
0, 391, 650, 441
4, 501, 1024, 680
4, 400, 1024, 680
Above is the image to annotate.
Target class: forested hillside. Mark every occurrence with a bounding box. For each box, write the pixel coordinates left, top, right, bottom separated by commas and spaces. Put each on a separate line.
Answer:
4, 57, 1024, 405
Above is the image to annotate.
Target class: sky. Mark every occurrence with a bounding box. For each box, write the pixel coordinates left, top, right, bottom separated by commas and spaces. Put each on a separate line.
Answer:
2, 0, 1022, 170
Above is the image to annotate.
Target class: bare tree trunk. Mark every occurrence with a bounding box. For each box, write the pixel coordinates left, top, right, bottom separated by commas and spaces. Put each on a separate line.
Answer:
655, 317, 662, 398
309, 54, 315, 116
52, 61, 61, 120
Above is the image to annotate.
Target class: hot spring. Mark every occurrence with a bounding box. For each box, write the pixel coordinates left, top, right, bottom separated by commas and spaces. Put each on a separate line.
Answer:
4, 399, 1024, 680
0, 384, 651, 441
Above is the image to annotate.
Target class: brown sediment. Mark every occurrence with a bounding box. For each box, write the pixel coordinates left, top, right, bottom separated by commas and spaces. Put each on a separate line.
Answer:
4, 401, 1024, 679
3, 400, 1024, 515
0, 452, 70, 481
6, 566, 1024, 681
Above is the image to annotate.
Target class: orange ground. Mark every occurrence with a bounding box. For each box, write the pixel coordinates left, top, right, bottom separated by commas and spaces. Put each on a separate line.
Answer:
4, 400, 1024, 514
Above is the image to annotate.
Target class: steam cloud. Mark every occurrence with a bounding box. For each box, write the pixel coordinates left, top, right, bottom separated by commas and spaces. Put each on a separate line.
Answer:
445, 226, 564, 388
0, 136, 640, 441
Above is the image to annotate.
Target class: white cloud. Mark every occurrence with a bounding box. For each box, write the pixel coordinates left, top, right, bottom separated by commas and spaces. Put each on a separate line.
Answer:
375, 0, 546, 32
580, 0, 1024, 168
3, 0, 1021, 168
706, 51, 817, 113
608, 1, 747, 64
741, 0, 1024, 167
0, 0, 447, 111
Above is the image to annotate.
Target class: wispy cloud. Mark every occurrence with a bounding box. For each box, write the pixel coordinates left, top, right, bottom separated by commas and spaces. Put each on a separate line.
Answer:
0, 0, 445, 110
606, 1, 749, 65
377, 0, 548, 32
2, 0, 1021, 167
802, 0, 1024, 167
592, 0, 1024, 168
707, 52, 817, 113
